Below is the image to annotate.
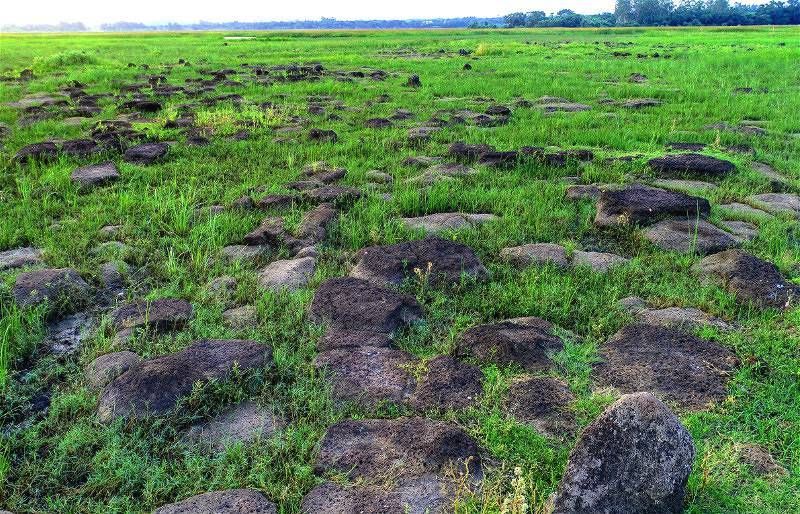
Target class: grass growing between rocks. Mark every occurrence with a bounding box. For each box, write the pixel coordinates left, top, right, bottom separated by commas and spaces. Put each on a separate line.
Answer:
1, 26, 799, 512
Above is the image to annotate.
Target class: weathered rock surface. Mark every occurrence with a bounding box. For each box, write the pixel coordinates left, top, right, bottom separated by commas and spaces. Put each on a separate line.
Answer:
549, 392, 695, 514
0, 247, 43, 271
154, 489, 276, 514
123, 142, 168, 164
410, 355, 483, 411
219, 245, 270, 265
595, 184, 710, 227
618, 297, 733, 332
748, 193, 800, 218
648, 153, 735, 178
98, 339, 271, 421
350, 237, 487, 287
86, 351, 142, 390
571, 250, 629, 272
500, 243, 569, 268
694, 249, 799, 309
456, 317, 563, 371
412, 162, 477, 185
644, 218, 739, 255
400, 212, 497, 233
70, 161, 120, 188
505, 376, 576, 437
184, 401, 282, 451
315, 417, 482, 480
12, 268, 90, 311
314, 347, 416, 407
309, 277, 423, 333
46, 312, 93, 355
111, 298, 193, 334
594, 324, 737, 409
222, 305, 259, 329
257, 257, 315, 291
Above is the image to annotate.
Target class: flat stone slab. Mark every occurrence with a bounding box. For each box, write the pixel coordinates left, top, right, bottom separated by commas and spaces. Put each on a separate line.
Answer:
98, 339, 271, 421
455, 317, 563, 371
594, 323, 737, 409
184, 401, 282, 451
309, 277, 423, 334
694, 249, 799, 309
296, 203, 338, 242
595, 184, 710, 227
70, 161, 120, 188
123, 142, 168, 164
537, 102, 591, 112
315, 417, 482, 481
111, 298, 193, 334
219, 245, 269, 265
0, 247, 43, 271
550, 393, 695, 514
400, 212, 497, 233
410, 355, 483, 411
12, 268, 90, 310
644, 218, 740, 255
315, 347, 417, 407
350, 237, 487, 287
411, 162, 477, 185
648, 153, 735, 178
505, 376, 576, 438
722, 220, 759, 242
500, 243, 570, 268
46, 312, 93, 355
652, 179, 718, 192
222, 305, 259, 329
86, 351, 142, 390
572, 250, 629, 272
751, 162, 789, 191
619, 297, 734, 332
301, 477, 455, 514
154, 489, 276, 514
719, 202, 773, 219
748, 193, 800, 218
258, 257, 315, 291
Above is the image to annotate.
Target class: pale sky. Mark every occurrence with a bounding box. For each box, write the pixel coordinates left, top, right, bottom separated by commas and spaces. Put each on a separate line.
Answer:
6, 0, 629, 27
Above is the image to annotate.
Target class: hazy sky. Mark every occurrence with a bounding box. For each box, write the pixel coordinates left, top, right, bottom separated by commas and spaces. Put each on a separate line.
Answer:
8, 0, 632, 26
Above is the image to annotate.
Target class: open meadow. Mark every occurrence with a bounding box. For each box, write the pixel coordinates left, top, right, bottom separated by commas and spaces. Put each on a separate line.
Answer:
1, 26, 799, 513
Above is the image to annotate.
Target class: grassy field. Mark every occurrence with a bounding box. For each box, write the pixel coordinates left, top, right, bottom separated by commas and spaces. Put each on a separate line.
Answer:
1, 26, 799, 513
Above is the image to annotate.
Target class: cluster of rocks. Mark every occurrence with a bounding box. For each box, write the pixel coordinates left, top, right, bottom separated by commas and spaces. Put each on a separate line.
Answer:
501, 242, 629, 273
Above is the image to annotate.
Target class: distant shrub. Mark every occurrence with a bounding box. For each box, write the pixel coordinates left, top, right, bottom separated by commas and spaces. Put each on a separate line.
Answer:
34, 50, 98, 71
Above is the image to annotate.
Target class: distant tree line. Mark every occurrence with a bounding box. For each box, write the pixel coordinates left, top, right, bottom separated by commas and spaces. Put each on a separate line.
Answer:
504, 0, 800, 27
1, 17, 503, 33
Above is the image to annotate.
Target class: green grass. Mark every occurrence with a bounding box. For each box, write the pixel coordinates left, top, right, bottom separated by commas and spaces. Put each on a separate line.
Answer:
1, 26, 799, 513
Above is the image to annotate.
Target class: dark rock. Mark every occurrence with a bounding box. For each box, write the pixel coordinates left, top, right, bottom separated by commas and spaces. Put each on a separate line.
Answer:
410, 355, 483, 411
61, 138, 100, 157
455, 317, 563, 371
693, 249, 799, 309
86, 351, 142, 390
12, 268, 90, 311
111, 298, 193, 334
256, 194, 295, 210
303, 185, 362, 206
123, 142, 168, 164
448, 141, 495, 162
0, 247, 43, 271
301, 161, 346, 183
14, 142, 58, 163
301, 478, 454, 514
350, 237, 487, 287
365, 118, 392, 129
550, 392, 695, 514
315, 347, 416, 407
648, 153, 736, 178
315, 417, 481, 480
98, 339, 271, 421
594, 324, 737, 409
308, 128, 338, 143
309, 277, 423, 334
184, 401, 283, 452
595, 184, 710, 227
478, 151, 518, 167
70, 161, 120, 188
243, 217, 287, 246
154, 489, 276, 514
297, 203, 338, 242
505, 376, 576, 437
486, 105, 511, 116
644, 218, 740, 255
666, 142, 706, 152
46, 312, 93, 355
406, 74, 422, 87
317, 328, 394, 351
